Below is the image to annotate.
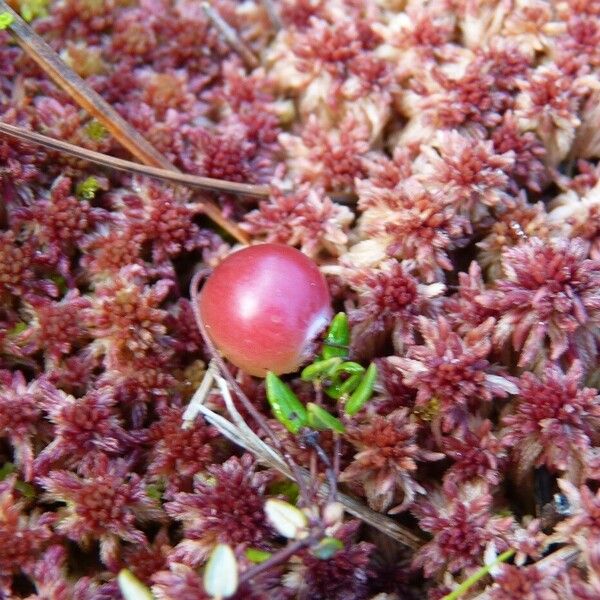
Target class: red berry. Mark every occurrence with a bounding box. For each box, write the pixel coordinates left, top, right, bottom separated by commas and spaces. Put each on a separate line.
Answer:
199, 244, 332, 377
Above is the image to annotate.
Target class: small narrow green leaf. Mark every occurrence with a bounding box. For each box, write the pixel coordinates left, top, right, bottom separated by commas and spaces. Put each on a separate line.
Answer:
322, 313, 350, 359
204, 544, 239, 599
0, 12, 14, 29
345, 363, 378, 416
307, 403, 346, 434
265, 372, 308, 435
311, 537, 344, 560
301, 357, 342, 381
117, 569, 154, 600
245, 548, 272, 563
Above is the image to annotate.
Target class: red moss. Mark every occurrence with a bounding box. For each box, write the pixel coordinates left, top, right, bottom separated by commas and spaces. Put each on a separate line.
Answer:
389, 317, 517, 432
0, 371, 42, 481
38, 454, 163, 570
164, 454, 273, 566
341, 409, 443, 513
0, 477, 54, 576
502, 361, 600, 478
146, 406, 218, 492
412, 480, 513, 577
477, 238, 600, 368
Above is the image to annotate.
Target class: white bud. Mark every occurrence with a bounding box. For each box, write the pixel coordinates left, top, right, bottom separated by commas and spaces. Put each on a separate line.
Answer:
265, 498, 309, 540
322, 502, 344, 527
203, 544, 239, 599
117, 570, 154, 600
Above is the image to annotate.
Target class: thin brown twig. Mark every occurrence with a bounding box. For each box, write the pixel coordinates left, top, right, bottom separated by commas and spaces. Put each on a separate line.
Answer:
201, 2, 259, 69
1, 0, 250, 244
0, 121, 270, 198
239, 533, 321, 585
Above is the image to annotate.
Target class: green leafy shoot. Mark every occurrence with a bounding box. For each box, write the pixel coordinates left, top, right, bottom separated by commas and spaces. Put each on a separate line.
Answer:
265, 372, 308, 434
0, 12, 14, 29
85, 119, 108, 141
307, 403, 346, 434
345, 363, 378, 416
324, 361, 365, 400
76, 176, 101, 200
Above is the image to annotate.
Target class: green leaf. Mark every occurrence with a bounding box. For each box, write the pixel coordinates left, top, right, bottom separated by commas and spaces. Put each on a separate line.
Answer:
307, 403, 346, 434
265, 372, 308, 434
311, 537, 344, 560
245, 548, 272, 563
0, 12, 14, 29
76, 176, 101, 200
118, 570, 154, 600
345, 363, 377, 416
322, 313, 349, 359
301, 357, 342, 381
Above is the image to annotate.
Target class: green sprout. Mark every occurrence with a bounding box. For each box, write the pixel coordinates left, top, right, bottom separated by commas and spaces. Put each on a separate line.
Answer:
0, 12, 14, 29
85, 119, 108, 141
266, 314, 378, 434
76, 176, 101, 200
